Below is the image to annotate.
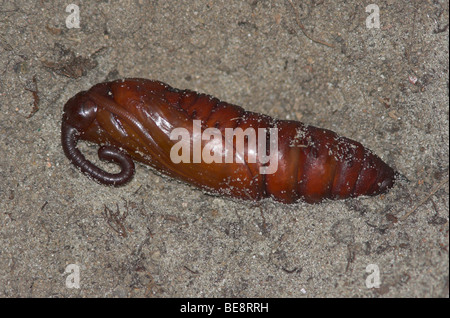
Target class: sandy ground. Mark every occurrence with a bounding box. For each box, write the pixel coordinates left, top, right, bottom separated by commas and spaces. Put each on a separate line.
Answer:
0, 0, 448, 298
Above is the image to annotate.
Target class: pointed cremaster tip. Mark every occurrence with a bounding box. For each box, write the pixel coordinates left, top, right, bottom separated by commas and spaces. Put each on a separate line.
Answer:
394, 171, 409, 183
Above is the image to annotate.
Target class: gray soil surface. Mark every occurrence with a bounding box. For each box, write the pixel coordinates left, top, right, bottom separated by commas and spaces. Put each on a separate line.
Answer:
0, 0, 448, 297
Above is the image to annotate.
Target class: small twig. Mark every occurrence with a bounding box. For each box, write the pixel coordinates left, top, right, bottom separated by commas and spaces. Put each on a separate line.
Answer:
102, 199, 130, 237
399, 177, 449, 222
287, 0, 334, 48
257, 205, 268, 232
404, 7, 417, 64
133, 185, 143, 195
40, 201, 48, 211
282, 266, 299, 274
183, 265, 200, 275
24, 76, 39, 118
433, 22, 449, 34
